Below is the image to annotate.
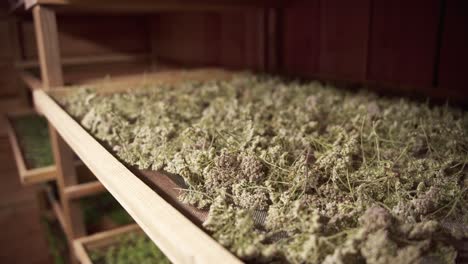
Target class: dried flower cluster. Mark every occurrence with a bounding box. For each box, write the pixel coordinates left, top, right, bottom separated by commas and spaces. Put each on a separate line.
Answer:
60, 73, 467, 263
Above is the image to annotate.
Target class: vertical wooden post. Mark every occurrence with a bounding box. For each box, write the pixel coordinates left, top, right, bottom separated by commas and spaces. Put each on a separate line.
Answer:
33, 6, 64, 89
32, 5, 86, 244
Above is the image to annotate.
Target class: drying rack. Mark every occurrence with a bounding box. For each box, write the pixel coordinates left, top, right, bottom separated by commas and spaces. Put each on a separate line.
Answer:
10, 0, 283, 263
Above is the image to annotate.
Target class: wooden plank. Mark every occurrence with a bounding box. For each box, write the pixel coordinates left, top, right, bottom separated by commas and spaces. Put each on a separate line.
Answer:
64, 181, 106, 200
153, 13, 221, 67
318, 0, 371, 81
367, 0, 440, 88
33, 81, 241, 263
15, 53, 150, 69
45, 184, 69, 239
49, 127, 86, 239
281, 2, 320, 77
33, 4, 86, 245
32, 6, 63, 89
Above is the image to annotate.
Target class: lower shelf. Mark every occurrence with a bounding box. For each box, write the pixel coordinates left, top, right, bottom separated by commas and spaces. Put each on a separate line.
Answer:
73, 224, 170, 264
6, 110, 56, 185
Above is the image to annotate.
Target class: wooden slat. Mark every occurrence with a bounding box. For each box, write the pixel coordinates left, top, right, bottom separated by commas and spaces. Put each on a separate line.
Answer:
33, 82, 241, 263
45, 185, 69, 239
49, 126, 86, 239
64, 181, 106, 200
15, 53, 150, 69
33, 4, 87, 244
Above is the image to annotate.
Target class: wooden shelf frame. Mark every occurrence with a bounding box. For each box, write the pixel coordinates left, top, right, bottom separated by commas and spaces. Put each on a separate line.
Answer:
73, 224, 142, 264
15, 53, 150, 70
5, 110, 57, 185
23, 0, 269, 262
33, 69, 241, 263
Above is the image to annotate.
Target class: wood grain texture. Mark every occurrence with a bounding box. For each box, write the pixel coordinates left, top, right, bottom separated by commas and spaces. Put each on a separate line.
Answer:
318, 0, 371, 81
21, 16, 150, 60
33, 5, 87, 247
32, 5, 64, 88
367, 0, 440, 88
438, 0, 468, 97
281, 2, 320, 77
152, 13, 221, 67
64, 181, 106, 200
33, 70, 242, 264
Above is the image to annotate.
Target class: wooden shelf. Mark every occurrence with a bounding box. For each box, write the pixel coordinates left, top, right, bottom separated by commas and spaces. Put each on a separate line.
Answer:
73, 224, 142, 264
20, 61, 178, 92
5, 109, 96, 186
33, 68, 241, 264
6, 110, 57, 185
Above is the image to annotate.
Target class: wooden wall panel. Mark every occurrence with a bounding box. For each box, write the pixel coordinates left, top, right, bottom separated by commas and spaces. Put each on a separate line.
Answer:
151, 11, 264, 70
318, 0, 370, 81
219, 10, 264, 70
21, 15, 149, 59
0, 20, 13, 61
219, 12, 246, 68
0, 18, 18, 98
281, 2, 320, 77
152, 13, 220, 66
367, 0, 440, 88
438, 0, 468, 96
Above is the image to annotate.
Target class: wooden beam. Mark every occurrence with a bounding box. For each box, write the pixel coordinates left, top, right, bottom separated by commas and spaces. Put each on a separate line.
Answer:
32, 5, 63, 89
64, 181, 106, 200
15, 53, 150, 69
49, 127, 86, 238
25, 0, 281, 11
45, 185, 69, 239
33, 87, 241, 264
33, 4, 86, 245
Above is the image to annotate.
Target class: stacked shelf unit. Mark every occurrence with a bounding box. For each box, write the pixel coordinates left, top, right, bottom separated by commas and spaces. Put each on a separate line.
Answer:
8, 0, 282, 263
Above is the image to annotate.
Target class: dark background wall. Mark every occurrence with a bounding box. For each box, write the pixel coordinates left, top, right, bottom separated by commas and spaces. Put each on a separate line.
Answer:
4, 0, 468, 104
151, 0, 468, 103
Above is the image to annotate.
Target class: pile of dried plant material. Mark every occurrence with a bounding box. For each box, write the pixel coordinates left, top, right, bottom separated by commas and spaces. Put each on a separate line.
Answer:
89, 232, 170, 264
59, 73, 467, 264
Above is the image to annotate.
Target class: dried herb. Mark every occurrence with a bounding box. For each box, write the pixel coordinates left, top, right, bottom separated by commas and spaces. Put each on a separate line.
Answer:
61, 74, 467, 263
